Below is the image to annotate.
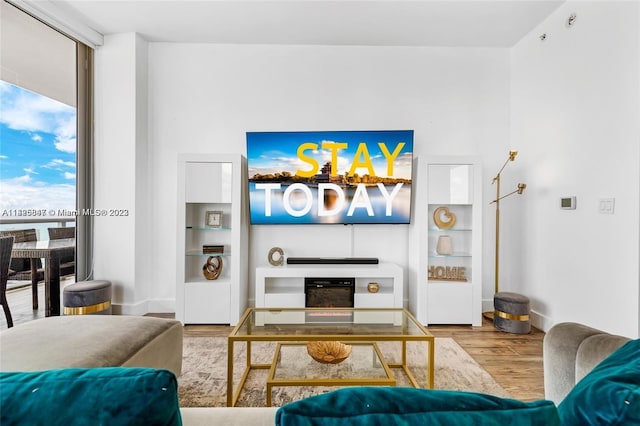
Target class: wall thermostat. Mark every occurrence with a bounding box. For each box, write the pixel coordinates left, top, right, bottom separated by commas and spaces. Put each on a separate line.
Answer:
560, 196, 576, 210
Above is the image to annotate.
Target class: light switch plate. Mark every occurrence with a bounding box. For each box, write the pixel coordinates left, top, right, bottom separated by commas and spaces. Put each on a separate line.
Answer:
598, 198, 615, 214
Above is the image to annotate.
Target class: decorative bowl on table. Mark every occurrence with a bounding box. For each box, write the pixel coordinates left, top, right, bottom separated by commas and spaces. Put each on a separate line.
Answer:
306, 341, 352, 364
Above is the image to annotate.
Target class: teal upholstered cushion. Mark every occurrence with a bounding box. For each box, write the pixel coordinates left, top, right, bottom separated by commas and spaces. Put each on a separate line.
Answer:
558, 339, 640, 425
0, 367, 182, 426
276, 387, 560, 426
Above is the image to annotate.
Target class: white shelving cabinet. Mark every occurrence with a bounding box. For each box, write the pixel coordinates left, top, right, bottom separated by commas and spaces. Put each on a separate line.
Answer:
410, 156, 482, 326
176, 154, 248, 325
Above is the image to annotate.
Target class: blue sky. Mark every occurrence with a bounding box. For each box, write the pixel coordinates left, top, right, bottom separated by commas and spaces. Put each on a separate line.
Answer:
246, 130, 413, 180
0, 81, 76, 213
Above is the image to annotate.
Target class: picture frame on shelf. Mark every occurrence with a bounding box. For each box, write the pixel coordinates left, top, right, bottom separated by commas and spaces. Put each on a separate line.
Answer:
205, 210, 223, 228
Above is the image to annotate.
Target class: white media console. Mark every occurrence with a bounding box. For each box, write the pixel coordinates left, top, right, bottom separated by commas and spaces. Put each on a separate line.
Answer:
255, 262, 403, 309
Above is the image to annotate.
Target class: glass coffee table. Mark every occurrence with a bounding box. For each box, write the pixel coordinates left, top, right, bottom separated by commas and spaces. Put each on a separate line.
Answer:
227, 307, 435, 407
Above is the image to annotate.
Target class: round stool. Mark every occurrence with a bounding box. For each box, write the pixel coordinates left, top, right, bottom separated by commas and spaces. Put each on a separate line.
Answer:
494, 291, 531, 334
63, 280, 112, 315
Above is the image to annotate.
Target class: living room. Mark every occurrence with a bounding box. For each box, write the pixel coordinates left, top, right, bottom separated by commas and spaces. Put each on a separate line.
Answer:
2, 0, 636, 335
1, 1, 638, 424
83, 0, 638, 337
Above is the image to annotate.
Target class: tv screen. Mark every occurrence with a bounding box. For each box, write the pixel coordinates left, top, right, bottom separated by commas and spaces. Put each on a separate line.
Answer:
246, 130, 413, 225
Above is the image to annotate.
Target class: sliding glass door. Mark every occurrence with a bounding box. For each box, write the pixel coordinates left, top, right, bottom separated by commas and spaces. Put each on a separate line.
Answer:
0, 0, 93, 281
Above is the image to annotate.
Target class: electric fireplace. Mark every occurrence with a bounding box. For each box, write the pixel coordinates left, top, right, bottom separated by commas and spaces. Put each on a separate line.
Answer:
305, 277, 355, 322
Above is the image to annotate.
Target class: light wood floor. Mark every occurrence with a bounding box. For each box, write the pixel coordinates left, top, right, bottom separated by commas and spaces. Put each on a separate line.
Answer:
1, 284, 545, 401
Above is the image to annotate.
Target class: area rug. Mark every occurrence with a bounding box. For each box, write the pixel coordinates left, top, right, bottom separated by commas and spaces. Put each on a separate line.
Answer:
178, 337, 509, 407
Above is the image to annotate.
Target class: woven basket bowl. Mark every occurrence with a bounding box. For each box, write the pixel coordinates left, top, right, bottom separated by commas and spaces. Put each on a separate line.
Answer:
306, 341, 352, 364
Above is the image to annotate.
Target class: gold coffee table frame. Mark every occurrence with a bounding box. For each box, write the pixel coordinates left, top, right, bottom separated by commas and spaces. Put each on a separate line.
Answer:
266, 342, 395, 406
227, 307, 435, 407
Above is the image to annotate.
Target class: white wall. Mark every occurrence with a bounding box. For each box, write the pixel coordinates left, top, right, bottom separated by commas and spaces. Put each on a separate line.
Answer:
93, 3, 639, 337
510, 1, 640, 337
94, 33, 153, 314
141, 44, 510, 311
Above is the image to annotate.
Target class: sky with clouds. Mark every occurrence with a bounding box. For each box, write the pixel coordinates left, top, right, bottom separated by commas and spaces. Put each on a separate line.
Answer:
0, 80, 76, 214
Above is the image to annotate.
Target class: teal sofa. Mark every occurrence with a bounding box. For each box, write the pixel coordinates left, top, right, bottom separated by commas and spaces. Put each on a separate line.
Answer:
1, 322, 636, 425
276, 322, 638, 425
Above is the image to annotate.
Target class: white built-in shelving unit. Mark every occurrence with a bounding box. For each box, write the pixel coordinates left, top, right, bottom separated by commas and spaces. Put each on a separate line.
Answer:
410, 156, 482, 326
176, 154, 248, 325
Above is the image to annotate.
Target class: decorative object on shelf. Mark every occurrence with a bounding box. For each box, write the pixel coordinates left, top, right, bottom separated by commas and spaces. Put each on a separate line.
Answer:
268, 247, 284, 266
203, 245, 224, 254
205, 210, 223, 228
433, 206, 456, 229
367, 282, 380, 293
202, 256, 223, 280
306, 341, 352, 364
486, 150, 527, 326
428, 265, 467, 282
435, 235, 453, 255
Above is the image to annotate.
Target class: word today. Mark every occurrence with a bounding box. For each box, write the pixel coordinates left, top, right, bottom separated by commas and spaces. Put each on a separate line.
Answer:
255, 182, 404, 217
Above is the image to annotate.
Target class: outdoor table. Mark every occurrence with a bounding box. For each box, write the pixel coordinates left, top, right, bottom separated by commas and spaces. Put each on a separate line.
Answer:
11, 238, 75, 317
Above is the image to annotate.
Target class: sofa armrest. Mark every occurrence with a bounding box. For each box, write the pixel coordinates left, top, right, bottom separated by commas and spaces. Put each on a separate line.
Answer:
543, 322, 629, 404
543, 322, 608, 404
574, 333, 630, 382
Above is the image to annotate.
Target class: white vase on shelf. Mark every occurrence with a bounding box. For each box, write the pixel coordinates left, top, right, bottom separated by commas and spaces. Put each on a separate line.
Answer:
436, 235, 453, 255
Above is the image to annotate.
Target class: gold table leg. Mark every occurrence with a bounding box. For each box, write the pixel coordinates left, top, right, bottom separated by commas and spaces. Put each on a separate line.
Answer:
387, 338, 434, 389
227, 339, 234, 406
428, 339, 435, 389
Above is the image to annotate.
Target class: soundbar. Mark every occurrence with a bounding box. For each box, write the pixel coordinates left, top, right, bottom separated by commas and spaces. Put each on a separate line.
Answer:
287, 257, 379, 265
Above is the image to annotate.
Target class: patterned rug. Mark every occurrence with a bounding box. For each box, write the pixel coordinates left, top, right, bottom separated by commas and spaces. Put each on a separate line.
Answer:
178, 337, 509, 407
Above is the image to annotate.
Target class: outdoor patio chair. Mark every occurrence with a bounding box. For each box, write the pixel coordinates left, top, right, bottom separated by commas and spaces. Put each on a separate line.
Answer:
48, 227, 76, 278
1, 236, 15, 327
0, 229, 44, 310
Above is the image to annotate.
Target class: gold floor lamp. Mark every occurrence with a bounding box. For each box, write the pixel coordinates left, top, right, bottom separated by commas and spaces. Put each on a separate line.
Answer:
483, 150, 526, 321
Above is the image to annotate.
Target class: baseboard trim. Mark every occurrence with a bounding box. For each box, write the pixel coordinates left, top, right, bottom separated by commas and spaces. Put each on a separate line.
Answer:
114, 298, 175, 315
111, 301, 146, 316
531, 309, 553, 333
147, 298, 176, 313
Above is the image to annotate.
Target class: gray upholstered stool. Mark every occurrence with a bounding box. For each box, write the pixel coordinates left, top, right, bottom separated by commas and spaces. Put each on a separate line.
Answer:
63, 280, 112, 315
494, 291, 531, 334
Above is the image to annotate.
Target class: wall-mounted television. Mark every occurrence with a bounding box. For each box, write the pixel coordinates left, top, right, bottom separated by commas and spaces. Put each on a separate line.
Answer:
246, 130, 413, 225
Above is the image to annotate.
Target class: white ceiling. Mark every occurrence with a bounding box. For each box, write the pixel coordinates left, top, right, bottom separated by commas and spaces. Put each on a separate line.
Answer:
48, 0, 565, 48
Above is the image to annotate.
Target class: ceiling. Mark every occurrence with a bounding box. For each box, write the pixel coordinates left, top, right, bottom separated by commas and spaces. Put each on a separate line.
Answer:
48, 0, 565, 48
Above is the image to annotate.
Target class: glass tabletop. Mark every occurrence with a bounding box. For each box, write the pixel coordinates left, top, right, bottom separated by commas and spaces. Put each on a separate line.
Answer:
230, 308, 432, 339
